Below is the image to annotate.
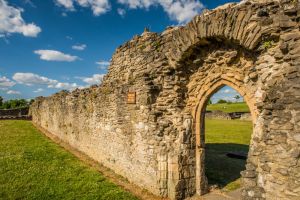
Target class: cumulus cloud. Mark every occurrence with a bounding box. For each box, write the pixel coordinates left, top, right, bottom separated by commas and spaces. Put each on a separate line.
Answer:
13, 72, 58, 86
33, 88, 44, 93
0, 76, 15, 88
118, 0, 204, 23
55, 0, 203, 23
7, 90, 21, 95
13, 72, 82, 90
96, 60, 110, 70
223, 89, 232, 94
49, 82, 80, 90
221, 88, 239, 95
0, 0, 41, 37
118, 0, 151, 9
79, 74, 105, 85
55, 0, 74, 10
72, 44, 87, 50
55, 0, 111, 16
34, 50, 79, 62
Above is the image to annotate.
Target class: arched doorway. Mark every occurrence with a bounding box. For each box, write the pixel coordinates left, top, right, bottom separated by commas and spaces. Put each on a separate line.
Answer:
194, 80, 257, 196
204, 85, 253, 193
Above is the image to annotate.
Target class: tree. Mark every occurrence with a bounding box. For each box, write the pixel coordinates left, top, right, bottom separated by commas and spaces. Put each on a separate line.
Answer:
217, 99, 227, 104
207, 99, 212, 105
0, 96, 3, 107
0, 99, 29, 109
234, 95, 241, 102
29, 99, 35, 105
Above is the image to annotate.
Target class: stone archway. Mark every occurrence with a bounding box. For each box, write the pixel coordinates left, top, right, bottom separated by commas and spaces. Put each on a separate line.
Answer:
193, 78, 257, 195
166, 1, 300, 199
171, 40, 262, 199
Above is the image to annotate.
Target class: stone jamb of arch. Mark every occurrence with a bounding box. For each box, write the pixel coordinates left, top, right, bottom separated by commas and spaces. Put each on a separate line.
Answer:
192, 78, 258, 195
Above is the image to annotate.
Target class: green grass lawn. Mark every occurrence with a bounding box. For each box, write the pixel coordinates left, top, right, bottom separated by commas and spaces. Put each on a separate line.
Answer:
0, 120, 138, 200
206, 102, 250, 113
0, 119, 252, 197
205, 119, 253, 191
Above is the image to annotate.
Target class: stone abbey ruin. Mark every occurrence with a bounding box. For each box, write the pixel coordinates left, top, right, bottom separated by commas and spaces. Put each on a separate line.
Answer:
30, 0, 300, 199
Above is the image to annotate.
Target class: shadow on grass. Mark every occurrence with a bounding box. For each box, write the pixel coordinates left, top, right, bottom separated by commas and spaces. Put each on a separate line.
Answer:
205, 143, 249, 188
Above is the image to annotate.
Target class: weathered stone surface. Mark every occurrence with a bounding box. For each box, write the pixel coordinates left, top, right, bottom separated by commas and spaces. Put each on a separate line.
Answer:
30, 0, 300, 199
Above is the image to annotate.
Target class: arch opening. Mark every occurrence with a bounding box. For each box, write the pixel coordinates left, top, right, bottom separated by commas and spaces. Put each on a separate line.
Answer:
205, 86, 252, 191
194, 82, 256, 196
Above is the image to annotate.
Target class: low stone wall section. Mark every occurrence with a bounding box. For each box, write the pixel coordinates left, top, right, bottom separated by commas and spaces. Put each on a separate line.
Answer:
205, 111, 252, 120
0, 107, 30, 119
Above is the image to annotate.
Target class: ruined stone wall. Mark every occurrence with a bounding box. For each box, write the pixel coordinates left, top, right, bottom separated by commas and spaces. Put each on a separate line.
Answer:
205, 111, 232, 120
0, 107, 29, 119
205, 111, 252, 120
30, 0, 300, 199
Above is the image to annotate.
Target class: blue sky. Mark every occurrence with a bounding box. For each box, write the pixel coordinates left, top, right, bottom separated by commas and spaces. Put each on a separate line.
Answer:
0, 0, 240, 101
210, 86, 243, 103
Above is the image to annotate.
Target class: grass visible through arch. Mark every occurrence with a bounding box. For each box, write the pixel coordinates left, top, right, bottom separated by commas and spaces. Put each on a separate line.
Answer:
205, 119, 253, 191
0, 120, 138, 200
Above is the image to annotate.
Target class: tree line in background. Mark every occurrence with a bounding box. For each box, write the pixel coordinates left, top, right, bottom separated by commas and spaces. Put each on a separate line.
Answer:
0, 96, 34, 109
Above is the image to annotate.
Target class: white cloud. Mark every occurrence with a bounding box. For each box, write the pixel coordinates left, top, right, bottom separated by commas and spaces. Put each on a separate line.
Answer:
96, 60, 110, 70
221, 88, 239, 95
117, 0, 147, 9
162, 1, 204, 24
55, 0, 203, 23
55, 0, 111, 16
78, 74, 105, 85
0, 76, 15, 88
0, 0, 41, 37
72, 44, 87, 50
117, 8, 126, 16
13, 72, 58, 86
7, 90, 21, 95
34, 50, 79, 62
50, 82, 80, 90
13, 72, 82, 90
33, 88, 44, 93
118, 0, 204, 23
55, 0, 74, 10
223, 89, 231, 94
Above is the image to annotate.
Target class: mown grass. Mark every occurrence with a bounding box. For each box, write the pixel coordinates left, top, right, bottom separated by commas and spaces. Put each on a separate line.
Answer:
0, 118, 252, 196
205, 119, 253, 191
0, 120, 138, 200
206, 102, 250, 113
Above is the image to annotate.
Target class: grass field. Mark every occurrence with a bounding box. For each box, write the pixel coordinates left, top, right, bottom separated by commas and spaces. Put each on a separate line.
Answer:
0, 119, 252, 198
206, 102, 250, 113
0, 120, 138, 200
205, 119, 253, 191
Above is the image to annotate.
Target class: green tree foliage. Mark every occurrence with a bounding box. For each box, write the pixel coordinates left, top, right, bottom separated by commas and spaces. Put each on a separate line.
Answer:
0, 96, 3, 107
0, 97, 31, 109
217, 99, 227, 104
234, 95, 241, 102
